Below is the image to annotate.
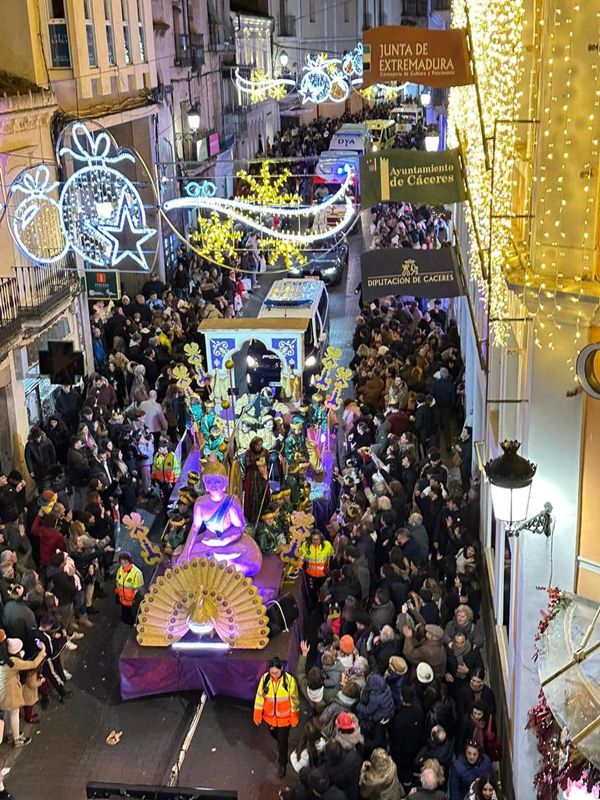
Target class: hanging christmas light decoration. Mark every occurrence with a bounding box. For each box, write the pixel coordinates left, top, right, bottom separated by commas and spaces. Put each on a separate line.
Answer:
233, 67, 295, 104
299, 53, 351, 104
190, 212, 243, 265
6, 121, 156, 271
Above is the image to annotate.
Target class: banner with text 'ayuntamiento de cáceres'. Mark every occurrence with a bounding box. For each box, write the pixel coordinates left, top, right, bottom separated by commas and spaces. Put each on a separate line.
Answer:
360, 149, 466, 207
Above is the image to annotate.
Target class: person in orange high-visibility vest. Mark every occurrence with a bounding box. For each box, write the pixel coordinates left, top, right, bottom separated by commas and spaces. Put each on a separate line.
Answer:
300, 530, 334, 607
151, 440, 181, 507
115, 551, 144, 625
253, 657, 299, 778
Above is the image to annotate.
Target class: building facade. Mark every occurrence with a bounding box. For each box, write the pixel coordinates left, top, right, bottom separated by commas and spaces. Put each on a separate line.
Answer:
451, 0, 600, 797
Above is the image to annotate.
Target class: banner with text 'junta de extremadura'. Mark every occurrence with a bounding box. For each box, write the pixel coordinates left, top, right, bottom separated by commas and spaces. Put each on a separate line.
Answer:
360, 149, 466, 207
362, 26, 473, 88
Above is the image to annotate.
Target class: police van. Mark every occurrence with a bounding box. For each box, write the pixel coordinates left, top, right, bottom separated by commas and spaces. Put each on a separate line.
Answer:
246, 280, 329, 391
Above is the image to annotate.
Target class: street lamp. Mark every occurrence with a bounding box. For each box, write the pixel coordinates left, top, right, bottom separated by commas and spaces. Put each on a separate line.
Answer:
187, 104, 201, 132
484, 440, 553, 537
279, 50, 289, 68
424, 126, 440, 152
421, 89, 432, 106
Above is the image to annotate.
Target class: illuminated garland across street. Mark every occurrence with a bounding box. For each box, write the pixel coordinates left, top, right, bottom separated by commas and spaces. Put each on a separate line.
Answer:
5, 123, 355, 273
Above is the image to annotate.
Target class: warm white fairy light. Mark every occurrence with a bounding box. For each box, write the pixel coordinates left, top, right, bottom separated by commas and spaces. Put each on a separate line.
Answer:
448, 0, 524, 345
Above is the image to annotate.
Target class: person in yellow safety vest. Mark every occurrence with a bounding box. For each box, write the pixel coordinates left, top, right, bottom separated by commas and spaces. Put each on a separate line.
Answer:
115, 551, 144, 625
151, 441, 181, 506
300, 530, 334, 606
253, 657, 299, 778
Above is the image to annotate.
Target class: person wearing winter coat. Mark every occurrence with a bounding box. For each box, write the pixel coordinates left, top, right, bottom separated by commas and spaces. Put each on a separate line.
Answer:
385, 655, 408, 711
449, 742, 492, 800
389, 684, 425, 784
322, 652, 346, 695
402, 624, 447, 678
139, 390, 168, 448
359, 748, 405, 800
356, 672, 395, 752
444, 605, 485, 650
24, 427, 57, 492
31, 508, 67, 569
445, 631, 484, 696
54, 384, 83, 431
297, 642, 337, 711
414, 724, 455, 777
0, 634, 46, 746
369, 588, 395, 632
323, 738, 362, 800
334, 711, 365, 752
346, 547, 370, 602
369, 625, 401, 674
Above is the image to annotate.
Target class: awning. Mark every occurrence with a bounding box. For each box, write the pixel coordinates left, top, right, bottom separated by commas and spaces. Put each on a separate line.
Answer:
537, 592, 600, 768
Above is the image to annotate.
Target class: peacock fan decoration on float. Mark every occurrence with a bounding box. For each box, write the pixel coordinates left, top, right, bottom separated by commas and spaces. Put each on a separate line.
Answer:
136, 557, 269, 649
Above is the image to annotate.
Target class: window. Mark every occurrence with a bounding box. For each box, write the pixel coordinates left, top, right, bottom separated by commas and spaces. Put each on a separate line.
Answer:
47, 0, 71, 68
121, 0, 131, 64
136, 0, 147, 62
103, 0, 116, 65
344, 0, 350, 22
309, 0, 316, 23
83, 0, 97, 67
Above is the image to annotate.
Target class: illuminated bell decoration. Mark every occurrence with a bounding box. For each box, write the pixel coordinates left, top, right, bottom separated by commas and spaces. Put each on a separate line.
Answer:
224, 359, 234, 370
221, 399, 231, 410
484, 440, 536, 525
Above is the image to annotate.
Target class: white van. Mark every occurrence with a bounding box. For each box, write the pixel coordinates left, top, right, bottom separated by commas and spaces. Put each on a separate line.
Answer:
389, 104, 424, 134
329, 123, 371, 156
247, 280, 329, 389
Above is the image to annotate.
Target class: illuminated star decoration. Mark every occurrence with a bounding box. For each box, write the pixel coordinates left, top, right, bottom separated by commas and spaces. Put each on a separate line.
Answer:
38, 341, 85, 385
95, 191, 155, 269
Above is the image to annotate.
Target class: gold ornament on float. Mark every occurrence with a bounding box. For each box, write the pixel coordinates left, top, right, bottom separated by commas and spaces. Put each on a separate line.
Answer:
136, 557, 269, 649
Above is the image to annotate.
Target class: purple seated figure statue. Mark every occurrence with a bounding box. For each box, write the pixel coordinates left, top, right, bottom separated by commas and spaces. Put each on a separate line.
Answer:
176, 455, 263, 577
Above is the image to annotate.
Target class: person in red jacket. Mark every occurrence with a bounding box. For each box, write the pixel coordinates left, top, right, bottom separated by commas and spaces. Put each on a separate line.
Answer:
31, 509, 67, 570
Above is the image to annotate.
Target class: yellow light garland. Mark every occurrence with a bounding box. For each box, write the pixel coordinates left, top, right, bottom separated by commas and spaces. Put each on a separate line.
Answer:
448, 0, 524, 345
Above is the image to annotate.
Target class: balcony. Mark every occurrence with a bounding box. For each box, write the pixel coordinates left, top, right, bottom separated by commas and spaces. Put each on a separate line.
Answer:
279, 15, 296, 37
0, 264, 80, 362
13, 264, 81, 320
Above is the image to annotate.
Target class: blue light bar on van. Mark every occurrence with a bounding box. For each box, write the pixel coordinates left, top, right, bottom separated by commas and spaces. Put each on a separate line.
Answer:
264, 280, 321, 307
264, 298, 313, 307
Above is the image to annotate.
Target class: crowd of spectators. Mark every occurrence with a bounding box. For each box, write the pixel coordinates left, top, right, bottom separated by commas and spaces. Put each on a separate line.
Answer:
279, 289, 500, 799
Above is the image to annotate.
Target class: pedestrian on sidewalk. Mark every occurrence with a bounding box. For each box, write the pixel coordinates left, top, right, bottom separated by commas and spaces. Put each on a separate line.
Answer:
253, 657, 300, 778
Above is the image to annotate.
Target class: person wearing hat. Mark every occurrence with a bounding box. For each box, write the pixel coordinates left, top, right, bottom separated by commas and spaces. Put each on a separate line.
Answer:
253, 657, 299, 777
385, 656, 408, 711
0, 632, 46, 748
402, 623, 447, 679
115, 551, 144, 625
334, 711, 364, 752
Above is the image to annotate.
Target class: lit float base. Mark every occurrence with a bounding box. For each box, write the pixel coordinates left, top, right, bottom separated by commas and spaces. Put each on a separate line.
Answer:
119, 555, 306, 701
